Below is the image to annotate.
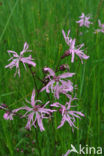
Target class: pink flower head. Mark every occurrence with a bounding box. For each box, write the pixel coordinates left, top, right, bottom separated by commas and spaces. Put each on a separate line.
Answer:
62, 29, 72, 46
5, 42, 36, 77
9, 89, 56, 131
76, 13, 92, 28
51, 100, 84, 131
98, 20, 104, 32
41, 67, 75, 99
62, 29, 89, 63
3, 112, 13, 120
53, 80, 74, 99
62, 39, 89, 63
95, 20, 104, 33
3, 107, 23, 120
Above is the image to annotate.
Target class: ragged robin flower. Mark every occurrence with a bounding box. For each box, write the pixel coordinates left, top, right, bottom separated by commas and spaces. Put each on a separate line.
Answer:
62, 36, 89, 63
94, 20, 104, 33
41, 67, 75, 99
51, 100, 84, 131
5, 42, 36, 77
76, 13, 92, 28
4, 89, 56, 131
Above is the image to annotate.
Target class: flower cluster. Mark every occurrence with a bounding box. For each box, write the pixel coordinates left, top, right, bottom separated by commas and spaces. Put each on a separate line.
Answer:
0, 10, 103, 156
2, 12, 96, 133
3, 42, 85, 132
3, 40, 86, 132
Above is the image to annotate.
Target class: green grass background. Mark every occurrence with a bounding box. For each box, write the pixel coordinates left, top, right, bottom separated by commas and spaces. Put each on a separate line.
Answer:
0, 0, 104, 155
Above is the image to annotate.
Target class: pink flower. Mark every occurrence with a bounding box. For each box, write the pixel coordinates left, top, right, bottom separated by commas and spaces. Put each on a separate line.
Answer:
62, 29, 89, 63
95, 20, 104, 33
3, 108, 24, 120
76, 13, 92, 28
62, 29, 72, 46
41, 67, 75, 98
53, 80, 74, 99
3, 112, 13, 120
3, 108, 20, 120
62, 39, 89, 63
5, 42, 36, 77
8, 89, 56, 131
51, 100, 84, 131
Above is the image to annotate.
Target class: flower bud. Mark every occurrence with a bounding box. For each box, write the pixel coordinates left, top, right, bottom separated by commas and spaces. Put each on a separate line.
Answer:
59, 64, 70, 71
61, 50, 70, 59
1, 103, 8, 108
16, 148, 19, 152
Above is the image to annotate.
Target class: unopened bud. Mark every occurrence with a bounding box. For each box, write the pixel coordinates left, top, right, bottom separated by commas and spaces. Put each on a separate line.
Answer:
61, 50, 70, 59
59, 65, 66, 71
59, 64, 70, 71
1, 103, 8, 108
16, 148, 19, 152
59, 108, 62, 114
42, 68, 48, 74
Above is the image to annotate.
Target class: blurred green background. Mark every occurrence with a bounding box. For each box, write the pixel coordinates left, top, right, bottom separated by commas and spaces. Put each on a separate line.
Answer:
0, 0, 104, 155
